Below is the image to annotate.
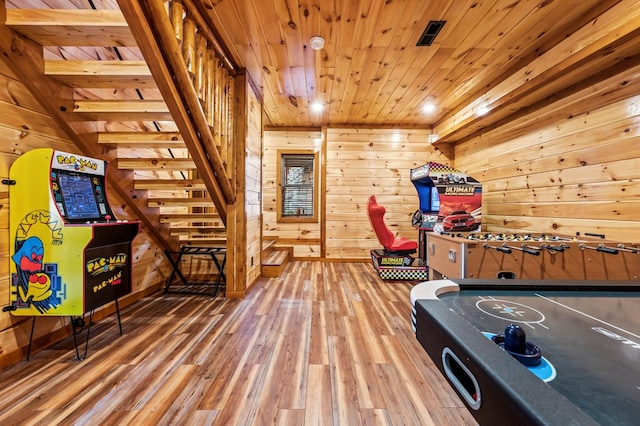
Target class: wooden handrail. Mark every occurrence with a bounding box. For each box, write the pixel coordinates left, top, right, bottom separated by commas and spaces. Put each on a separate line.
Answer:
162, 0, 236, 199
182, 0, 236, 74
119, 0, 236, 215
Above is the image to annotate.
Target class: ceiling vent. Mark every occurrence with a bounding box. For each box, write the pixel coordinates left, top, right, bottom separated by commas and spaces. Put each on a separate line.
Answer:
417, 20, 446, 46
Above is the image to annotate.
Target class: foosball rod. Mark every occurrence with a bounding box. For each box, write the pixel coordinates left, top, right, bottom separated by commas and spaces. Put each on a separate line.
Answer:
539, 243, 569, 252
503, 244, 541, 256
578, 243, 619, 255
616, 244, 640, 253
483, 243, 512, 254
540, 234, 575, 242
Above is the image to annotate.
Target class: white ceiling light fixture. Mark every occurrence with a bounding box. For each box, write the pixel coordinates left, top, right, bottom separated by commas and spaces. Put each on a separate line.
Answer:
311, 100, 324, 112
422, 102, 436, 114
476, 104, 490, 116
310, 36, 325, 51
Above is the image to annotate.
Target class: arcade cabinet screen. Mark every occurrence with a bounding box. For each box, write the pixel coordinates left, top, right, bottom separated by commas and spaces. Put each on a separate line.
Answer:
57, 171, 101, 221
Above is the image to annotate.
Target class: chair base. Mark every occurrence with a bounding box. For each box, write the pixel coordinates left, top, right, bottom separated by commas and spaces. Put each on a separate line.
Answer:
370, 250, 428, 281
381, 248, 417, 256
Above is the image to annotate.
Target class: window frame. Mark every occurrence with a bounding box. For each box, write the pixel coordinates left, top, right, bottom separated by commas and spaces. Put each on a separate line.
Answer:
276, 150, 319, 223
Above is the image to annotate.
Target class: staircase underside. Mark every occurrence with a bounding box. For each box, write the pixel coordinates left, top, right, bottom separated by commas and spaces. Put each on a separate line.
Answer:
1, 2, 236, 249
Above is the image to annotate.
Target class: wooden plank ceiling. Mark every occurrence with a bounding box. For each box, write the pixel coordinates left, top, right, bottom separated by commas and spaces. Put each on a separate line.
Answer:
6, 0, 640, 142
203, 0, 640, 145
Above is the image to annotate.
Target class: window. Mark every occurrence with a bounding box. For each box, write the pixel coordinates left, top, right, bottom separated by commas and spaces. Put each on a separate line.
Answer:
277, 151, 318, 223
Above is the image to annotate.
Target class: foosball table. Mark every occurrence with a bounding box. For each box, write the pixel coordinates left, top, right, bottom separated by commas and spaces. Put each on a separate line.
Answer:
426, 232, 640, 280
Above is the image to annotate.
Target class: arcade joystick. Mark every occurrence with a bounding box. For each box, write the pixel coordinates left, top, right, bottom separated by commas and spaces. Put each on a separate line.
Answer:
491, 324, 542, 366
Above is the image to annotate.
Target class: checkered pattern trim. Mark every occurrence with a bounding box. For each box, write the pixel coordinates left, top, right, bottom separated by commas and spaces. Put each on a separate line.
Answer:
370, 251, 428, 280
378, 268, 429, 281
427, 161, 455, 175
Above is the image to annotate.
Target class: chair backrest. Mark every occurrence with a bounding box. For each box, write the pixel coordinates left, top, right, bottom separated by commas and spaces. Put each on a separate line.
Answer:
367, 195, 395, 249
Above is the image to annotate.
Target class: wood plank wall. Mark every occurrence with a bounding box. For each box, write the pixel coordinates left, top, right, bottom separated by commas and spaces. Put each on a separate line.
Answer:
263, 128, 449, 259
244, 81, 262, 288
325, 129, 448, 259
263, 130, 323, 258
453, 63, 640, 243
0, 61, 171, 368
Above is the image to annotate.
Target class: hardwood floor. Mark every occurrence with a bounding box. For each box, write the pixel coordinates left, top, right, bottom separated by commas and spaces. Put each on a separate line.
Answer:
0, 261, 476, 425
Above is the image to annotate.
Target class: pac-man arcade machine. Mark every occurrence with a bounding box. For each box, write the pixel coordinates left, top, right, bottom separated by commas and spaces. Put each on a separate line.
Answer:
5, 148, 139, 359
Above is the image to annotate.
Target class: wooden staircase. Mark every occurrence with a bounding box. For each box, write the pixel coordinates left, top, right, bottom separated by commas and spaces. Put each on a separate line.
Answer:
1, 1, 236, 250
261, 240, 292, 278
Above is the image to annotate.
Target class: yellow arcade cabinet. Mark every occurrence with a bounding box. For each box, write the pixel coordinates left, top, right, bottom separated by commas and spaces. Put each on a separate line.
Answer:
4, 148, 139, 359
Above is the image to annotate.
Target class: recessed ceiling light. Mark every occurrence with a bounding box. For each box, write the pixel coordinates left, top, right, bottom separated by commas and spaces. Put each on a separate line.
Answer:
476, 105, 490, 116
422, 102, 436, 114
311, 101, 324, 112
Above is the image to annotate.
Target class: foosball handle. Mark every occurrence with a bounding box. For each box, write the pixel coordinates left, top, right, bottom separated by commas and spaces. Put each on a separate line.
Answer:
596, 245, 619, 254
585, 232, 606, 239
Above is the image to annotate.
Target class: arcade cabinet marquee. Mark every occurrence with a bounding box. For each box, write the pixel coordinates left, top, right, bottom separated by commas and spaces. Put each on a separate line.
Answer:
6, 148, 139, 317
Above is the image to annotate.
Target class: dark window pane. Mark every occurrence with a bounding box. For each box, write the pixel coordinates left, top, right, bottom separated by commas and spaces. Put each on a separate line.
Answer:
281, 154, 315, 218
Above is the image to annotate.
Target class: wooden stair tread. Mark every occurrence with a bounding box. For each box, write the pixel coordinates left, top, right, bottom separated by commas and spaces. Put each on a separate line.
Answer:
118, 158, 196, 170
262, 240, 277, 251
171, 229, 226, 237
45, 60, 155, 88
160, 213, 221, 221
171, 225, 225, 232
99, 132, 185, 148
148, 198, 213, 208
6, 9, 136, 46
74, 100, 172, 121
178, 237, 227, 245
261, 248, 291, 278
262, 250, 289, 266
135, 179, 205, 190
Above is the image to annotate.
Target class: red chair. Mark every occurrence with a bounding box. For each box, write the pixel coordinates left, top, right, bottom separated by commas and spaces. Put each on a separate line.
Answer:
367, 195, 417, 255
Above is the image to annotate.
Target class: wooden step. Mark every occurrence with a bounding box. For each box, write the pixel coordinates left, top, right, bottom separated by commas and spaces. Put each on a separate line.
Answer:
74, 100, 172, 121
148, 198, 213, 208
134, 179, 205, 190
169, 225, 225, 234
45, 60, 155, 88
171, 227, 226, 240
261, 248, 291, 278
6, 9, 136, 46
178, 236, 227, 245
117, 158, 196, 170
99, 132, 185, 148
262, 240, 276, 253
262, 250, 288, 266
160, 213, 221, 222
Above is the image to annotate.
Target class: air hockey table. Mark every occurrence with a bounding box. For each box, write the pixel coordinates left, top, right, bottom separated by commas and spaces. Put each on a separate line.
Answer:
410, 279, 640, 425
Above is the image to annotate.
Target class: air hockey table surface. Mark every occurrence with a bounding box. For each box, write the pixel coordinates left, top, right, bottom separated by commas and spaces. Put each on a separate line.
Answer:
411, 279, 640, 425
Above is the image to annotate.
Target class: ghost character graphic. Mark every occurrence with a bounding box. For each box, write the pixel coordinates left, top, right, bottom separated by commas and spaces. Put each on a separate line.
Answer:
12, 236, 57, 313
